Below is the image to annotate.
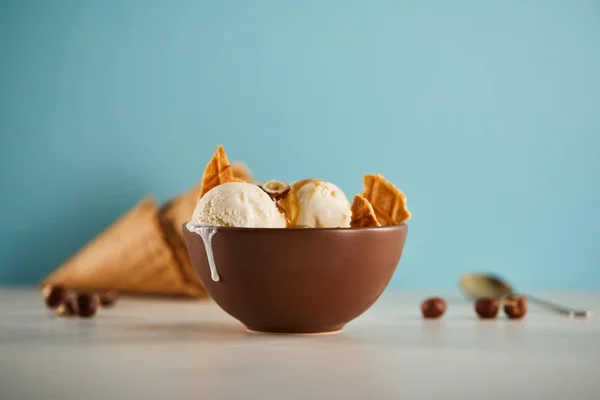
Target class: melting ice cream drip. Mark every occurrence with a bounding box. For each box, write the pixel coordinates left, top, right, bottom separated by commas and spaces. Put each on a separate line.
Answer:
186, 224, 220, 282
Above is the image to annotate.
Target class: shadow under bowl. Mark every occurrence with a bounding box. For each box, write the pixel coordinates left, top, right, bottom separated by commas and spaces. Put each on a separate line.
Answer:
183, 224, 408, 334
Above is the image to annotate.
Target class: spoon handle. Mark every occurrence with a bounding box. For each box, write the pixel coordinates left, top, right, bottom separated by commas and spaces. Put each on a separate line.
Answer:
522, 294, 592, 318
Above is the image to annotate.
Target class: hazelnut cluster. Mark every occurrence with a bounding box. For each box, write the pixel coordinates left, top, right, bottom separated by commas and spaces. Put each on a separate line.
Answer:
42, 285, 117, 318
473, 296, 527, 319
420, 295, 528, 319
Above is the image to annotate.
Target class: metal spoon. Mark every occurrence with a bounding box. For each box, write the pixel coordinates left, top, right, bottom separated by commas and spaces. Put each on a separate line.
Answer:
459, 273, 592, 318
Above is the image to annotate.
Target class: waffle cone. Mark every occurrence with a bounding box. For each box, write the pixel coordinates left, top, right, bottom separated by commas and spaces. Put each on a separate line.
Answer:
350, 195, 381, 227
199, 145, 235, 198
231, 161, 257, 184
160, 183, 207, 297
42, 197, 202, 297
361, 174, 411, 226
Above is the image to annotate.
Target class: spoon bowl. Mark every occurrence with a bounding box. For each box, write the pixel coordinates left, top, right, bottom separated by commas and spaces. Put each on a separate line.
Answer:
459, 273, 513, 299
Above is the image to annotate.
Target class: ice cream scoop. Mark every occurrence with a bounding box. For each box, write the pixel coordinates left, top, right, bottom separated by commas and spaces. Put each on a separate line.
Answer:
190, 182, 286, 228
278, 179, 351, 228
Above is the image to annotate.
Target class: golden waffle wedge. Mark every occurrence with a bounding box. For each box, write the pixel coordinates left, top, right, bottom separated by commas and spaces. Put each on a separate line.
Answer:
231, 161, 257, 184
350, 195, 381, 227
361, 174, 412, 226
42, 197, 204, 297
199, 145, 235, 198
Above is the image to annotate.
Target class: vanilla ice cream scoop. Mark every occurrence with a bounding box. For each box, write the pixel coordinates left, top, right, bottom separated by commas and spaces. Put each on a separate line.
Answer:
189, 182, 286, 228
279, 179, 351, 228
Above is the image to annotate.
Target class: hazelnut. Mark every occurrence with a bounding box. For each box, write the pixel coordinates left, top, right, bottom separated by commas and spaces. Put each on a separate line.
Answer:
56, 297, 77, 317
75, 292, 99, 318
42, 285, 68, 309
474, 297, 499, 319
261, 180, 291, 201
421, 297, 446, 319
503, 295, 527, 319
99, 291, 118, 307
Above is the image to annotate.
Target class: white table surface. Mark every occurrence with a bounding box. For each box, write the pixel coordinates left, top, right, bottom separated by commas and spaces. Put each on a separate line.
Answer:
0, 289, 598, 400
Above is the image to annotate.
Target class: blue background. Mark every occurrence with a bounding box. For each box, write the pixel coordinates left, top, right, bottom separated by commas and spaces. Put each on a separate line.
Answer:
1, 0, 599, 290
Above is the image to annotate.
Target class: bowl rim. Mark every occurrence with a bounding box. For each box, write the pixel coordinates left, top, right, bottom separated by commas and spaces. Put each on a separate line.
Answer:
183, 222, 407, 233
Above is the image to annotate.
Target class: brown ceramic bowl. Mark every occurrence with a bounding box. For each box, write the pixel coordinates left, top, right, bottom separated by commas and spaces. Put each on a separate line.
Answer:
183, 224, 408, 334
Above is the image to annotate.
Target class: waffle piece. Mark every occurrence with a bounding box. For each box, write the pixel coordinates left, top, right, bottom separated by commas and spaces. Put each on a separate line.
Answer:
199, 145, 235, 198
361, 174, 411, 226
42, 197, 203, 297
350, 195, 381, 227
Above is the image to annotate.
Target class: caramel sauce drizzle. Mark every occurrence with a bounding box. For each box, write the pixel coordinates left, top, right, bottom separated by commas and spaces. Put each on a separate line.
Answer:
277, 179, 327, 227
